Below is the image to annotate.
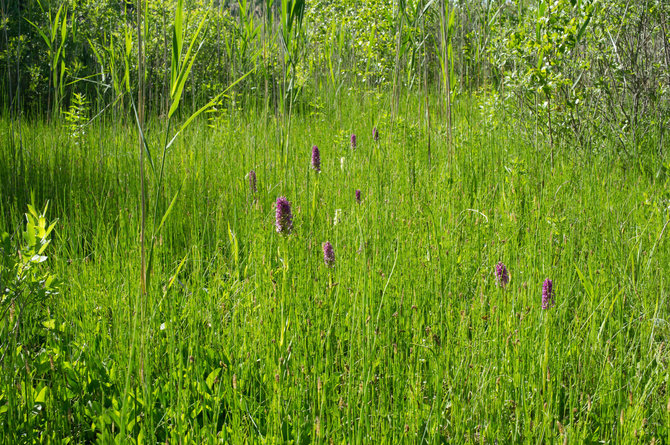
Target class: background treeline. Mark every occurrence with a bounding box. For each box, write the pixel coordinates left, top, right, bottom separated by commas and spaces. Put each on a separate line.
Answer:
1, 0, 669, 156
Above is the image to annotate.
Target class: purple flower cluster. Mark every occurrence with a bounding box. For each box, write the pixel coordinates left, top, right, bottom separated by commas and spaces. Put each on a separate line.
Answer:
495, 262, 509, 288
249, 169, 257, 194
275, 196, 293, 235
322, 241, 335, 267
311, 145, 321, 172
270, 128, 371, 274
491, 261, 556, 309
542, 278, 554, 309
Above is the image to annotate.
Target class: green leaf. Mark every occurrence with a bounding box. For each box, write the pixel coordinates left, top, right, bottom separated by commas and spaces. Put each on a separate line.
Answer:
167, 93, 224, 150
45, 220, 58, 237
169, 12, 209, 117
60, 9, 68, 48
155, 181, 184, 235
447, 7, 456, 37
24, 227, 36, 247
27, 204, 38, 218
419, 0, 436, 21
37, 239, 51, 255
171, 1, 183, 94
34, 386, 48, 404
167, 68, 253, 150
575, 9, 592, 45
175, 0, 183, 59
124, 28, 132, 92
130, 99, 156, 178
598, 287, 623, 340
574, 263, 594, 301
60, 59, 66, 95
25, 19, 52, 50
206, 368, 222, 390
52, 4, 63, 43
167, 253, 188, 291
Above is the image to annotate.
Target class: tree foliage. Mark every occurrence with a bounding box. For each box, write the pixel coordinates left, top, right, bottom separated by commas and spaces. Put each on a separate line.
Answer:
0, 0, 667, 155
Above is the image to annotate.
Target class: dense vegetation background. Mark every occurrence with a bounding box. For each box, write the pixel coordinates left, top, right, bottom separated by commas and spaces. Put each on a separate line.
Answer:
2, 0, 668, 155
0, 0, 669, 442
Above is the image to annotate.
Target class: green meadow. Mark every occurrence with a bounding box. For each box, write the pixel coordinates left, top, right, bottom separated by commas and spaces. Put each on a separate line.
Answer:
2, 0, 670, 442
1, 92, 669, 442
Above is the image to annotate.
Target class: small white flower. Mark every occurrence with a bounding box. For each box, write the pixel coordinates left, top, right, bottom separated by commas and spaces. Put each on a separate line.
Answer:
340, 157, 346, 171
333, 209, 342, 226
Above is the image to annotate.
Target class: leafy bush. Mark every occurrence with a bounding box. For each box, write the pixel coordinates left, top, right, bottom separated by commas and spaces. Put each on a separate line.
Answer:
0, 201, 63, 440
486, 0, 669, 157
0, 200, 59, 348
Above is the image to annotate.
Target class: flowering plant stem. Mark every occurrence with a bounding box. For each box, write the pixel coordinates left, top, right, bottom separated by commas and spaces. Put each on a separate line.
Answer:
311, 175, 319, 226
542, 313, 550, 395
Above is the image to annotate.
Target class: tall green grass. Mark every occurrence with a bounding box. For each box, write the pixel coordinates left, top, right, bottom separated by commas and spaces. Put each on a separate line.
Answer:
0, 91, 668, 442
